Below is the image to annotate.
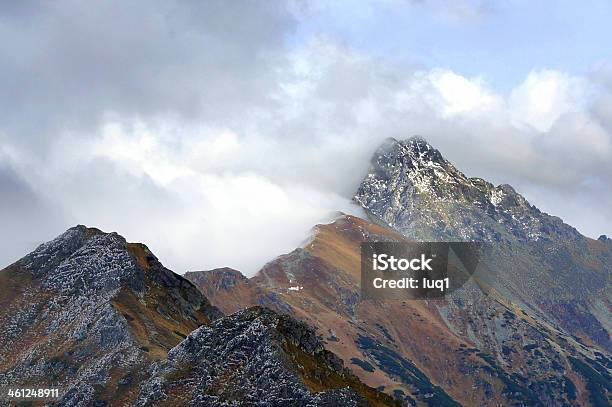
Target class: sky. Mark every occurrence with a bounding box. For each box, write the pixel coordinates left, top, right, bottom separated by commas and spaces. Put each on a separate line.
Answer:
1, 0, 611, 275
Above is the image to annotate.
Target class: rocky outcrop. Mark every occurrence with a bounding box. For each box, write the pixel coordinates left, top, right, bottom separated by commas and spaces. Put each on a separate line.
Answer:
136, 307, 398, 406
354, 136, 580, 243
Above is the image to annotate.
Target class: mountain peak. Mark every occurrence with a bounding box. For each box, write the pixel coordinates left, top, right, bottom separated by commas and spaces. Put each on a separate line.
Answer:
357, 137, 469, 210
355, 136, 579, 242
15, 226, 221, 326
185, 268, 256, 315
599, 234, 611, 243
374, 136, 447, 169
20, 225, 128, 284
401, 135, 439, 154
1, 227, 224, 405
185, 267, 247, 291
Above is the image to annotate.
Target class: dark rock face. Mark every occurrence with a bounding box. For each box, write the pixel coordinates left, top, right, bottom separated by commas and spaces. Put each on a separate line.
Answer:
355, 137, 580, 243
136, 307, 395, 406
354, 137, 611, 352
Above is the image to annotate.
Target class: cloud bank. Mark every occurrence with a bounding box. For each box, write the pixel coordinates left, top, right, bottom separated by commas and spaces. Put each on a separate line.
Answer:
1, 1, 611, 274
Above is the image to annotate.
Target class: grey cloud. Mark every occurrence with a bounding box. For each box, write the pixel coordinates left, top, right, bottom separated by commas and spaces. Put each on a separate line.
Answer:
0, 1, 610, 273
0, 161, 66, 265
0, 0, 295, 150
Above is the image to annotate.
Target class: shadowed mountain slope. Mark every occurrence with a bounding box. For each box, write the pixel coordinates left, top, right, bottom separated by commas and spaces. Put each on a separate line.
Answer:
184, 267, 256, 315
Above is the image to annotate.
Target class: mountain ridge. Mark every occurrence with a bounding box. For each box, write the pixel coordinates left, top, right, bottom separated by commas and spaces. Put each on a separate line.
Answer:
0, 226, 394, 406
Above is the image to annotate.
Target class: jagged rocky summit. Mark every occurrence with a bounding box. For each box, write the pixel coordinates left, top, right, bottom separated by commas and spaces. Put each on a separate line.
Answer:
0, 225, 222, 406
355, 136, 581, 242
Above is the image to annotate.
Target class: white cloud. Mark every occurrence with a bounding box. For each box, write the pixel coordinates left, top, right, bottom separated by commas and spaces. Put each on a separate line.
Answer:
509, 70, 590, 132
417, 69, 503, 117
